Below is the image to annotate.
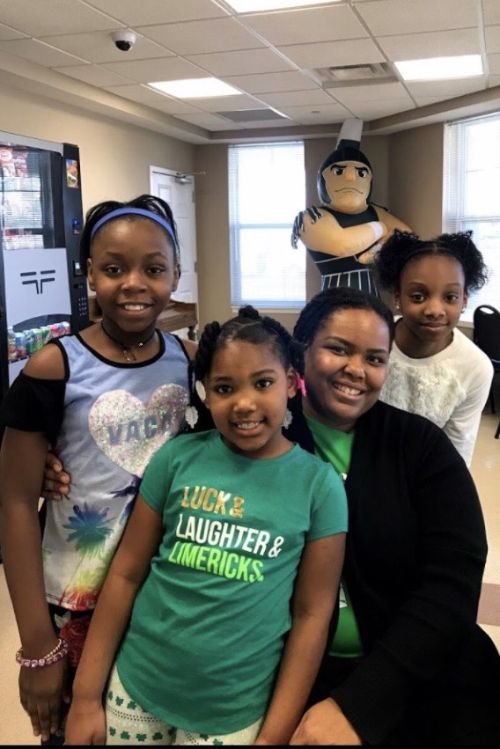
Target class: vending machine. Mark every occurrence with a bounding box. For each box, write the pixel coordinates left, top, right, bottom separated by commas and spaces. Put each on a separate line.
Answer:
0, 130, 89, 401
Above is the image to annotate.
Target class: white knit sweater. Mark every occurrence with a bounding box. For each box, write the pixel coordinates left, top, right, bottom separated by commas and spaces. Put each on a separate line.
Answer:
380, 328, 493, 466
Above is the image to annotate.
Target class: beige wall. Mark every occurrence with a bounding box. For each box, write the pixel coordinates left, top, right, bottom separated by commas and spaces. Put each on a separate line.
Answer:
194, 144, 231, 328
0, 82, 195, 214
388, 123, 444, 238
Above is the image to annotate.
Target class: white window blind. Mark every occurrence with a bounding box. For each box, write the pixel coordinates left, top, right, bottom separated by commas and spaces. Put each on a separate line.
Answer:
444, 115, 500, 322
228, 141, 305, 309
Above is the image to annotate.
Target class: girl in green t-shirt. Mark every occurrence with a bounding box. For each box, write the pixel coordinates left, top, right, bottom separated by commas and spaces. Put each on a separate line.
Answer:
65, 306, 347, 746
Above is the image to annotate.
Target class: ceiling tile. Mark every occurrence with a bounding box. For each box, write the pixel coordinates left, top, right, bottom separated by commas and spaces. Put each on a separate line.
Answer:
346, 98, 416, 120
0, 39, 86, 67
84, 0, 228, 25
0, 0, 117, 36
242, 5, 368, 46
233, 117, 297, 129
487, 53, 500, 75
224, 70, 318, 94
378, 28, 482, 61
485, 26, 500, 54
99, 57, 206, 83
137, 18, 262, 55
187, 48, 293, 76
329, 82, 411, 105
276, 103, 351, 123
406, 77, 487, 100
175, 111, 242, 130
0, 0, 495, 141
410, 95, 453, 107
356, 0, 479, 35
191, 94, 265, 112
105, 84, 203, 113
0, 22, 27, 41
40, 30, 174, 64
257, 88, 336, 107
483, 0, 500, 26
55, 63, 131, 87
277, 38, 385, 70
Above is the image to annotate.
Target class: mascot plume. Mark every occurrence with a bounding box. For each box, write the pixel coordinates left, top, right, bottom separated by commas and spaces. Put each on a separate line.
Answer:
291, 119, 411, 294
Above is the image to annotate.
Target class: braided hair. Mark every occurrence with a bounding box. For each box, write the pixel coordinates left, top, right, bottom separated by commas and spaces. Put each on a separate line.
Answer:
293, 287, 395, 377
79, 194, 180, 274
374, 229, 488, 293
186, 306, 300, 432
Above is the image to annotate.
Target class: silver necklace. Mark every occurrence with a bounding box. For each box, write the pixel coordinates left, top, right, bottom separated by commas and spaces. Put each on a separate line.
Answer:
101, 322, 156, 362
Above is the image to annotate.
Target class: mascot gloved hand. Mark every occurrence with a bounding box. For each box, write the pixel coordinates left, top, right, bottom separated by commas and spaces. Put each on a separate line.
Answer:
291, 118, 412, 295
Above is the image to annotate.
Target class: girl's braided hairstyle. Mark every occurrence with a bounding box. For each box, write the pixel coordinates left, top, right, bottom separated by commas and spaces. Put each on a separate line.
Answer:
292, 286, 395, 377
79, 193, 180, 274
374, 229, 488, 293
187, 305, 301, 432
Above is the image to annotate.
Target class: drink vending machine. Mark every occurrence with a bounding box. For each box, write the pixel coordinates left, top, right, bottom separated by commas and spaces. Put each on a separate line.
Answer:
0, 130, 89, 401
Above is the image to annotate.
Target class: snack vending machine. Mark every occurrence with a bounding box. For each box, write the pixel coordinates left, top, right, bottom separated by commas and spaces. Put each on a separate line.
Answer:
0, 131, 89, 401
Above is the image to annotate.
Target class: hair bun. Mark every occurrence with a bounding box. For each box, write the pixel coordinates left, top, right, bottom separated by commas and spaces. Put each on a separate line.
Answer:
391, 229, 420, 244
237, 305, 260, 321
437, 230, 473, 253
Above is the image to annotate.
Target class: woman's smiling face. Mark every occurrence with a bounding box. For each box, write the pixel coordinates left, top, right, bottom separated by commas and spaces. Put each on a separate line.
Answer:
303, 308, 391, 432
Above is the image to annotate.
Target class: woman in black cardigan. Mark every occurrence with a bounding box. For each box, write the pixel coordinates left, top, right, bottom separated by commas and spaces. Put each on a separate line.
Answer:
40, 287, 500, 745
285, 287, 500, 745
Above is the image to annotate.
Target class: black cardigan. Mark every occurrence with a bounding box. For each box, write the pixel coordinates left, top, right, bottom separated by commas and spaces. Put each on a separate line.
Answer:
286, 399, 500, 743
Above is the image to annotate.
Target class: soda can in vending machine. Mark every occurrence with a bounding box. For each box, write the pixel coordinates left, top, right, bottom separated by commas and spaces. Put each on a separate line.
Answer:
32, 328, 43, 353
24, 329, 35, 356
15, 331, 27, 359
40, 325, 52, 345
49, 323, 60, 339
8, 327, 17, 361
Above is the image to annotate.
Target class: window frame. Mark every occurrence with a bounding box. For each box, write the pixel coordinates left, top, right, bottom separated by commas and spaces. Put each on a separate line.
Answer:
228, 141, 306, 310
444, 114, 500, 324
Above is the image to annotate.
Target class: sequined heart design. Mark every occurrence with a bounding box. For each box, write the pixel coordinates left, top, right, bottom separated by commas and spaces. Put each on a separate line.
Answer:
89, 385, 188, 477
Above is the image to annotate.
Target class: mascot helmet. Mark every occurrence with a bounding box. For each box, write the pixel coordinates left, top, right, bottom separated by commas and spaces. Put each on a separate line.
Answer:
317, 119, 373, 205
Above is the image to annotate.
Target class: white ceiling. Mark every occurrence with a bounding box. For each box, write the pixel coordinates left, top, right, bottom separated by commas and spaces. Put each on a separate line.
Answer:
1, 0, 500, 143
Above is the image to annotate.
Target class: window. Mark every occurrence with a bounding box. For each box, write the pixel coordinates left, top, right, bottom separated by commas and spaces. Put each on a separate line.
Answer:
444, 115, 500, 322
229, 141, 305, 309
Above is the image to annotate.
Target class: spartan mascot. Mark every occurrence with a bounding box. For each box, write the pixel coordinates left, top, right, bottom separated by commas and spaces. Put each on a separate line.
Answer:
292, 119, 411, 294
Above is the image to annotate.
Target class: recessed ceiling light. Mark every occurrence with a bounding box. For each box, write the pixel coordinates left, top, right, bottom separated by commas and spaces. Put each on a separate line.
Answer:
225, 0, 341, 11
395, 54, 483, 82
148, 78, 241, 98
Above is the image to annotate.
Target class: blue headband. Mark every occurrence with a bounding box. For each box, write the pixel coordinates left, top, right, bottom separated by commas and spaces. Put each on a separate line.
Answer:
90, 207, 177, 247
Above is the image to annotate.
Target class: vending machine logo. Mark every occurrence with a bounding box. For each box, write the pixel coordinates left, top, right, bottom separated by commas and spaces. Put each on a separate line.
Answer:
20, 269, 56, 295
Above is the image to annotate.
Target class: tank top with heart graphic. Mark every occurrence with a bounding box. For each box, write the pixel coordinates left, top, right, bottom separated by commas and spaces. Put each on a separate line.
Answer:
42, 332, 190, 611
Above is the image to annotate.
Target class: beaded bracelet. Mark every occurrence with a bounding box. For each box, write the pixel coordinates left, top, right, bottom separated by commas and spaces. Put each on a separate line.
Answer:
16, 637, 69, 669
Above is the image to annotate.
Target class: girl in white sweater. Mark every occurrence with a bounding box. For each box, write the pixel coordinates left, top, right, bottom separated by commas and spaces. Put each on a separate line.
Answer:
374, 230, 493, 466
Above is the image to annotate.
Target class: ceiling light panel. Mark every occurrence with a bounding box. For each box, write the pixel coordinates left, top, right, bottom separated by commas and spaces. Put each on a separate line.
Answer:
395, 54, 483, 81
149, 78, 242, 98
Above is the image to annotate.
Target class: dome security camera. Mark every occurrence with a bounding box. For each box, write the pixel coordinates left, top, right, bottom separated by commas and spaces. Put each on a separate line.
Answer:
111, 30, 137, 52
